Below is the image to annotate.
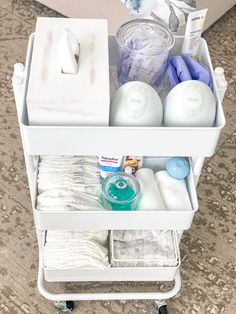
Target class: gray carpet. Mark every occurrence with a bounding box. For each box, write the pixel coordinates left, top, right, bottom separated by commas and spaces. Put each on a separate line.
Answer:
0, 1, 235, 313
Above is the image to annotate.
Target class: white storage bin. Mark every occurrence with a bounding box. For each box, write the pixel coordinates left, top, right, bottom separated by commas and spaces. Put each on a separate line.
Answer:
19, 34, 225, 157
110, 231, 179, 268
34, 157, 198, 231
42, 231, 180, 282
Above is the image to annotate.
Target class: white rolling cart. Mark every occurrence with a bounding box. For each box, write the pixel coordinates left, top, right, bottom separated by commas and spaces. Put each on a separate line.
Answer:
12, 30, 226, 314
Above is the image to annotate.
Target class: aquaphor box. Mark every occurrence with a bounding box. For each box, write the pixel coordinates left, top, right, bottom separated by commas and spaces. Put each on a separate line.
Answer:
26, 17, 110, 126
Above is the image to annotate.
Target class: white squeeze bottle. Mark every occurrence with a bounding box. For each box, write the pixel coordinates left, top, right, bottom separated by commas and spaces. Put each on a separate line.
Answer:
214, 67, 228, 102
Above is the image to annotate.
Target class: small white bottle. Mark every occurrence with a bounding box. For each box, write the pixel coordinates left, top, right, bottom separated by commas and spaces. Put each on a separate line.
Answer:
214, 67, 228, 102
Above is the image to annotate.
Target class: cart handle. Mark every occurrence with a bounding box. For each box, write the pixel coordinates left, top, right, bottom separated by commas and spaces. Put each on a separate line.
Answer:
37, 265, 181, 301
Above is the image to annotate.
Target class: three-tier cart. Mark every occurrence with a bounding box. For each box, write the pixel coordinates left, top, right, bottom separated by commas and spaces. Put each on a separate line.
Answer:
12, 28, 225, 313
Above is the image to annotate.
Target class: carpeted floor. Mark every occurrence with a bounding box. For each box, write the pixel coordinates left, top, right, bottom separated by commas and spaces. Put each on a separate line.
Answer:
0, 1, 235, 313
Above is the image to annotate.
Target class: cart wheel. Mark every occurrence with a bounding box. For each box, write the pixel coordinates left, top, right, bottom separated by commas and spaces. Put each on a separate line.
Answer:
54, 301, 75, 313
158, 305, 168, 314
154, 300, 168, 314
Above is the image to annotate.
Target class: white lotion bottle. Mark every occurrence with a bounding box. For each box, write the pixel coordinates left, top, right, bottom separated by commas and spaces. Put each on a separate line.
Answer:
214, 67, 228, 102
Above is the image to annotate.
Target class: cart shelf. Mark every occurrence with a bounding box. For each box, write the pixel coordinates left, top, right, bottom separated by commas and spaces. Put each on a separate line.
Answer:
19, 34, 225, 157
34, 157, 198, 231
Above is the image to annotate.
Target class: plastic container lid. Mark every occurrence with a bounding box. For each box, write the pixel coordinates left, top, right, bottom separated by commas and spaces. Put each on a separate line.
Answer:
166, 157, 190, 180
116, 19, 175, 56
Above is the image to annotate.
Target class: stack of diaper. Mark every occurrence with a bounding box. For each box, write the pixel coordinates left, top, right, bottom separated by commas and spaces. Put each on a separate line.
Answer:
44, 230, 109, 269
111, 230, 178, 267
135, 168, 192, 211
37, 156, 103, 211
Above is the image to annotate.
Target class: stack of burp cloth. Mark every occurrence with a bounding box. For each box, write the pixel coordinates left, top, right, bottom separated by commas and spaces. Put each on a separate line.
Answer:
37, 156, 104, 211
135, 168, 192, 211
43, 230, 109, 269
111, 230, 178, 267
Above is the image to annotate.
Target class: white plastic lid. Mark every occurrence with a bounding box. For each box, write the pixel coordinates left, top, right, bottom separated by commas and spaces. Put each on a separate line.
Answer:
116, 19, 175, 55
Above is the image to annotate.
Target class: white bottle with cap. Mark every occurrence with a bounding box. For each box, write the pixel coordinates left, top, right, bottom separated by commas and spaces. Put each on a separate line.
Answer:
110, 81, 163, 126
214, 67, 228, 102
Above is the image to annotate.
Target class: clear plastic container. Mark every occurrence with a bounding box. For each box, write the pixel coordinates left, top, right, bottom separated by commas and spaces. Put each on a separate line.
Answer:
116, 19, 174, 91
101, 172, 140, 211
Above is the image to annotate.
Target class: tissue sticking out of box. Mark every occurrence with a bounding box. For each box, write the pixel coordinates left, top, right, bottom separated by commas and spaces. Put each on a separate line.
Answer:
58, 28, 80, 74
26, 18, 110, 126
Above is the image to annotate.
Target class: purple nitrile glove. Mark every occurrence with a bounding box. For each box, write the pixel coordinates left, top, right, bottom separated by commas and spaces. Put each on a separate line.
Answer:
182, 54, 213, 89
170, 55, 192, 82
167, 62, 180, 89
167, 55, 192, 89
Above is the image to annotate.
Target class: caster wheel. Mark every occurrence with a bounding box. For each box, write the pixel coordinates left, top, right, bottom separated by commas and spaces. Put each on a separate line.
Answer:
154, 300, 168, 314
65, 301, 75, 311
54, 301, 75, 313
158, 305, 168, 314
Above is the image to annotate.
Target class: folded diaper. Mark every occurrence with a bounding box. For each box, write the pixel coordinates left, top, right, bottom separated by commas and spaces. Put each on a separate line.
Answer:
135, 168, 165, 211
167, 54, 213, 89
47, 230, 108, 246
44, 230, 109, 269
37, 188, 103, 211
37, 155, 103, 211
155, 170, 192, 211
111, 230, 178, 267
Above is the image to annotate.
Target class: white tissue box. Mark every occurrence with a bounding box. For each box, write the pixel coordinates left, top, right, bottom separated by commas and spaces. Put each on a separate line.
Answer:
27, 17, 110, 126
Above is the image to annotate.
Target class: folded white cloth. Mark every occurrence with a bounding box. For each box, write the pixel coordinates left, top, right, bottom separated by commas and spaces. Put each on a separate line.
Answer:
112, 230, 177, 267
155, 170, 192, 211
135, 168, 165, 211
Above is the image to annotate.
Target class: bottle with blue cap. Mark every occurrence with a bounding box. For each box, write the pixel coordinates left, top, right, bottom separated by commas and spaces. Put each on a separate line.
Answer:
166, 157, 190, 180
